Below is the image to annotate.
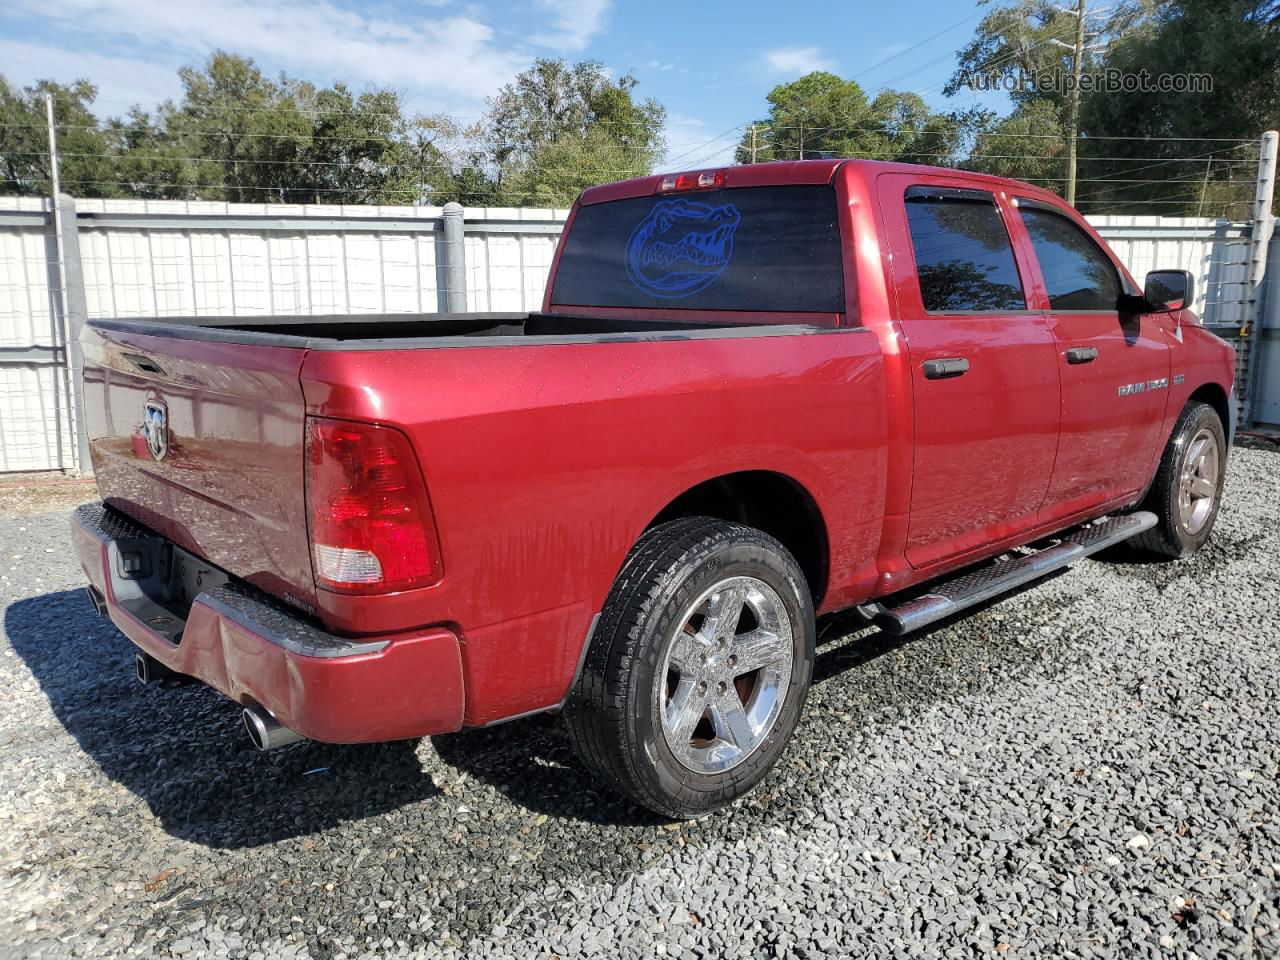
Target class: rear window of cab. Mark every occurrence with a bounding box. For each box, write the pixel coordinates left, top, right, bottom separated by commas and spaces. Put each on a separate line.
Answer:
550, 185, 845, 313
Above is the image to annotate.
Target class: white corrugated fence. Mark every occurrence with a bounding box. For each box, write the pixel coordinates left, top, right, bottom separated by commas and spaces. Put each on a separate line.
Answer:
0, 196, 1270, 473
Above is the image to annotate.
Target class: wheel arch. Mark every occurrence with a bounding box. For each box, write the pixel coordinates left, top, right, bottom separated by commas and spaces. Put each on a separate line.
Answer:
1187, 381, 1234, 445
647, 470, 830, 606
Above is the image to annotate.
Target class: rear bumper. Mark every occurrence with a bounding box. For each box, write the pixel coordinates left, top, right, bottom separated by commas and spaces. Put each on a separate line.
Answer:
71, 502, 465, 743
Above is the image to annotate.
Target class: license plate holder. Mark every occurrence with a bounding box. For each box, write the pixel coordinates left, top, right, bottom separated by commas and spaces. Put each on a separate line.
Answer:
169, 545, 230, 612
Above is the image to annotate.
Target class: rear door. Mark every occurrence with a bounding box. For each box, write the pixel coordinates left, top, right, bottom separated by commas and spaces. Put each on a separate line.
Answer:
81, 322, 316, 609
879, 175, 1062, 569
1010, 198, 1171, 519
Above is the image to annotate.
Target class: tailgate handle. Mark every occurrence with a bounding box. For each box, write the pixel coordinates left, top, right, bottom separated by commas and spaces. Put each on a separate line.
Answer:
123, 353, 165, 376
922, 357, 969, 380
1065, 346, 1099, 365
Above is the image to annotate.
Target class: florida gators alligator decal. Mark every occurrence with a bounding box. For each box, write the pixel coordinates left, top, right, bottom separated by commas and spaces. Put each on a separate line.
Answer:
625, 199, 742, 298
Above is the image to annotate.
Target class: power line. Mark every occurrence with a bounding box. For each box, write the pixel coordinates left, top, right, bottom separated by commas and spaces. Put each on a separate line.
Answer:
660, 124, 747, 168
742, 122, 1256, 144
1082, 144, 1256, 187
0, 113, 667, 128
848, 10, 986, 85
5, 117, 1259, 146
899, 22, 1080, 98
13, 148, 1254, 170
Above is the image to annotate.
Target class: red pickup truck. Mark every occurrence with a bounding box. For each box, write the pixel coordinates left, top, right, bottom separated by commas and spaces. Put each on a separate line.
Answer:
72, 159, 1235, 818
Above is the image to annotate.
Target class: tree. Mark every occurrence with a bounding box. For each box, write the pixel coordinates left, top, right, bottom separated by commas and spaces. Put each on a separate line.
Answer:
297, 86, 419, 205
159, 54, 427, 204
944, 0, 1090, 109
158, 53, 305, 202
945, 0, 1277, 213
868, 91, 962, 166
1077, 0, 1280, 216
406, 114, 480, 203
476, 58, 666, 205
964, 100, 1066, 182
3, 53, 670, 207
734, 72, 959, 165
0, 77, 115, 197
943, 0, 1108, 186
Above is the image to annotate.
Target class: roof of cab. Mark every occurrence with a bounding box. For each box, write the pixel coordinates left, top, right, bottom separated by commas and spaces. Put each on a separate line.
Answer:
578, 157, 1066, 209
578, 159, 843, 205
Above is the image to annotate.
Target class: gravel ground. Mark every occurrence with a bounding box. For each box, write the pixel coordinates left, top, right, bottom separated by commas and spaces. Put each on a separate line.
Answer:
0, 472, 96, 517
2, 444, 1278, 960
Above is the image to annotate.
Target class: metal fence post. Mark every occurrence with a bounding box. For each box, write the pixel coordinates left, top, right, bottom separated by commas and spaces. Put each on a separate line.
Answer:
58, 193, 93, 475
45, 91, 89, 475
441, 202, 467, 313
1240, 131, 1278, 427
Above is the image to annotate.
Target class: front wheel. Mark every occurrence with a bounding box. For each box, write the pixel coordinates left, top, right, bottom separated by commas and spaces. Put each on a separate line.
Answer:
564, 517, 815, 819
1132, 400, 1227, 558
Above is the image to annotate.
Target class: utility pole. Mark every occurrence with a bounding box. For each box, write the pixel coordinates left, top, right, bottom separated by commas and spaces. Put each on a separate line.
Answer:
1064, 0, 1087, 205
44, 92, 83, 475
1240, 130, 1278, 424
749, 124, 759, 163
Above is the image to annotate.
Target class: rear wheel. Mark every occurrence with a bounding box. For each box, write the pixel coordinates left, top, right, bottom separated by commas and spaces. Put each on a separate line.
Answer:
564, 517, 815, 819
1132, 401, 1227, 558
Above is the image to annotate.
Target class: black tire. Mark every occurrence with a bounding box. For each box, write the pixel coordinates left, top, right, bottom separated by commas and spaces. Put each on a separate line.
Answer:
564, 517, 815, 819
1132, 401, 1227, 558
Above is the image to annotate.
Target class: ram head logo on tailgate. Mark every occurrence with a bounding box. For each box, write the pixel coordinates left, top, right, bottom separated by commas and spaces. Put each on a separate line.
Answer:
142, 400, 169, 461
625, 199, 741, 298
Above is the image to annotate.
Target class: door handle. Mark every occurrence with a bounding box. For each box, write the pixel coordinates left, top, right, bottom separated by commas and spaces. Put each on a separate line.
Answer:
1065, 346, 1099, 364
922, 357, 969, 380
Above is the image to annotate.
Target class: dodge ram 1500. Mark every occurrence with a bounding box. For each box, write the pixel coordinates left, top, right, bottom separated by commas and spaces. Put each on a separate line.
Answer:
73, 159, 1235, 818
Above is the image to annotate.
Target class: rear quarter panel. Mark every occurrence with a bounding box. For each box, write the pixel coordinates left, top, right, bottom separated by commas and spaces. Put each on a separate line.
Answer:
301, 328, 887, 724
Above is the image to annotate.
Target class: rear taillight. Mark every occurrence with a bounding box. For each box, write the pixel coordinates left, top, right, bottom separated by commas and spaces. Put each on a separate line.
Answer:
305, 417, 441, 594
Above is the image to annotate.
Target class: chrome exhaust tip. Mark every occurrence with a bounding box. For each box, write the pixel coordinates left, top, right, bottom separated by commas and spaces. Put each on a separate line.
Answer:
85, 585, 107, 617
135, 650, 177, 685
242, 704, 305, 751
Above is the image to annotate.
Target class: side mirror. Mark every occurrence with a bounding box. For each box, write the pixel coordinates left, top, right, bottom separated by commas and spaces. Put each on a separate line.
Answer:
1143, 269, 1195, 313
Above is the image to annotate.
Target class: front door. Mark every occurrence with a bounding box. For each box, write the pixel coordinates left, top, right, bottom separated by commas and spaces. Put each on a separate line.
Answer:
880, 176, 1062, 570
1010, 198, 1172, 520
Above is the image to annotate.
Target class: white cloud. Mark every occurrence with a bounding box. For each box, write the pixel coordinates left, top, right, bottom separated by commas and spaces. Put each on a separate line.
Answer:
0, 38, 183, 112
2, 0, 536, 115
531, 0, 612, 52
763, 46, 835, 77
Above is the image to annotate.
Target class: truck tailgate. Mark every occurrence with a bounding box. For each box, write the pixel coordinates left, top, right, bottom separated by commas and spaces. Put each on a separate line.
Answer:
81, 322, 316, 610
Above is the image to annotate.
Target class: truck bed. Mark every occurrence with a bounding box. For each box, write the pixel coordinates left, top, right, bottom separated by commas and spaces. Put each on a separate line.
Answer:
80, 312, 887, 726
87, 311, 830, 350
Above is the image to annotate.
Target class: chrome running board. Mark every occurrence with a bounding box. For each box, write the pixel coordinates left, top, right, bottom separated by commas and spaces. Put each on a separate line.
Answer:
865, 512, 1157, 636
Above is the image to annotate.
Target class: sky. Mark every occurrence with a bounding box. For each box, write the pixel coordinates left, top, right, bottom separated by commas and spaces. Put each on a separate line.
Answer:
0, 0, 1010, 170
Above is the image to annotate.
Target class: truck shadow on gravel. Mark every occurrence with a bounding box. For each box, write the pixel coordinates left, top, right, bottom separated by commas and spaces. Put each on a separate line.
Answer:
8, 573, 1117, 946
430, 573, 1078, 826
9, 573, 1080, 850
1089, 527, 1266, 591
6, 588, 441, 849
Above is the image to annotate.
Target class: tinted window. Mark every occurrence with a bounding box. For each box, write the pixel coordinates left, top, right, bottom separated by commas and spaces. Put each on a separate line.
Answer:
904, 190, 1026, 312
550, 185, 844, 312
1019, 206, 1122, 311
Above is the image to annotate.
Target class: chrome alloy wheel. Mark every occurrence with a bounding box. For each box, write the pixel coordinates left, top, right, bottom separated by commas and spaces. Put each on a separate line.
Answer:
657, 576, 794, 775
1177, 426, 1220, 536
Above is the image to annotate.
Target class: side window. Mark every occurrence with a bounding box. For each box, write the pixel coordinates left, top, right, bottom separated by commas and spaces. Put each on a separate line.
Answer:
904, 186, 1027, 312
1018, 205, 1123, 311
